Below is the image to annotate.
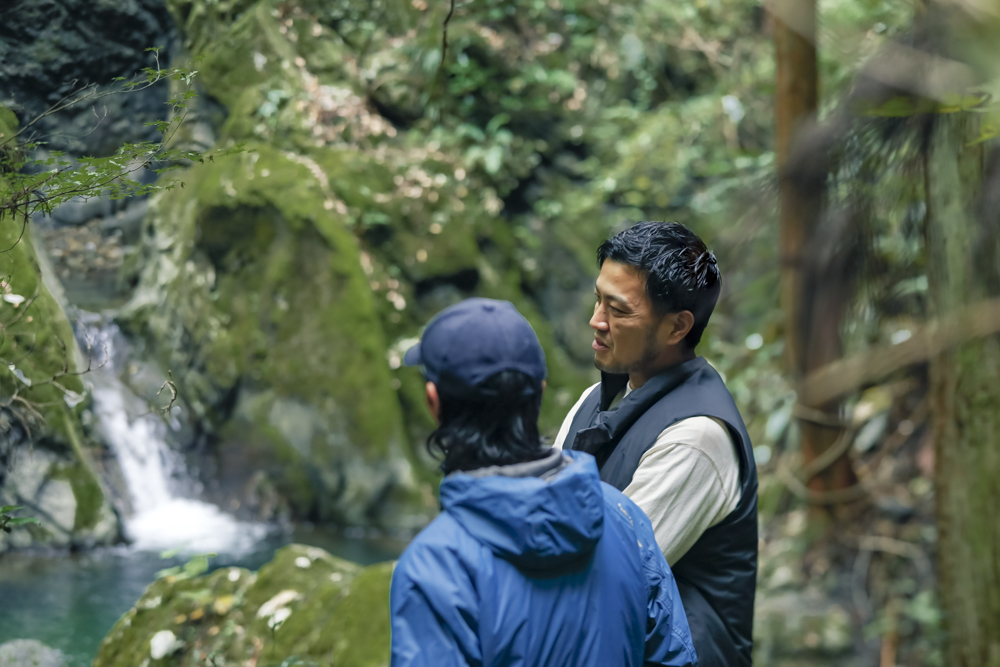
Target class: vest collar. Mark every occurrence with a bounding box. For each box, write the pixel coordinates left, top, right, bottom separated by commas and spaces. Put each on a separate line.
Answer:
573, 356, 707, 457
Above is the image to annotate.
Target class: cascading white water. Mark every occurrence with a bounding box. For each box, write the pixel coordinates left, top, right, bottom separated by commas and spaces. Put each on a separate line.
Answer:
80, 316, 267, 554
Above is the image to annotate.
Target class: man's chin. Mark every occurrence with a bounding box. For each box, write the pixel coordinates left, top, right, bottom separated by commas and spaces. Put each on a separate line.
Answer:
593, 356, 628, 375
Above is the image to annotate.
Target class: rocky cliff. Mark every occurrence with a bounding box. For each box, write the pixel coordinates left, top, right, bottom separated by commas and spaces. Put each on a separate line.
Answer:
2, 0, 763, 532
111, 0, 608, 528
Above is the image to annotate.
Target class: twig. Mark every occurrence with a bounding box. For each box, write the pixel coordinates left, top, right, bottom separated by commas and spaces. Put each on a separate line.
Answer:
9, 49, 169, 145
42, 105, 111, 144
155, 372, 179, 414
441, 0, 457, 66
430, 0, 458, 99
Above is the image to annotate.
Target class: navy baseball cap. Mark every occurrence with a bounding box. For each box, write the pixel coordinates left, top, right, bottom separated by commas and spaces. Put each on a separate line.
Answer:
403, 298, 547, 395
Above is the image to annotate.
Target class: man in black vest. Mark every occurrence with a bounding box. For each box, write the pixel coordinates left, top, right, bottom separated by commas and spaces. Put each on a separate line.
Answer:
553, 221, 758, 666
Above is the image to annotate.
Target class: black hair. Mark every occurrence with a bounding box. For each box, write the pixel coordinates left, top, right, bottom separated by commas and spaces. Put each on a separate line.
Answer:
597, 221, 721, 348
427, 370, 547, 474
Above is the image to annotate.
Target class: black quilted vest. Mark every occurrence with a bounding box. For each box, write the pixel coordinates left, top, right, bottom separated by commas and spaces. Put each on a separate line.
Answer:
566, 356, 757, 667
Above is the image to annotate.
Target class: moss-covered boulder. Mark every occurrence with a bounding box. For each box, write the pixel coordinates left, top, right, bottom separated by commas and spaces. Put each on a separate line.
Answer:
94, 544, 392, 667
119, 0, 599, 528
121, 143, 429, 527
0, 163, 121, 551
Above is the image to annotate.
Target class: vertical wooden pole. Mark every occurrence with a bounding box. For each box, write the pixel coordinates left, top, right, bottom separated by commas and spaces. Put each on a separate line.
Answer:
772, 0, 855, 495
773, 0, 818, 376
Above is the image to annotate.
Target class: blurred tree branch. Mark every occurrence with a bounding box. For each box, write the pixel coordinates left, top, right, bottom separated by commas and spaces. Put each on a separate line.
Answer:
799, 298, 1000, 406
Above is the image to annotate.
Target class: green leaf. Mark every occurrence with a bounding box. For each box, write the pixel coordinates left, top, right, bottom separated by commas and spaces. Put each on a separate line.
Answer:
937, 92, 989, 113
484, 145, 504, 174
856, 96, 935, 118
0, 107, 19, 135
966, 111, 1000, 146
485, 113, 511, 136
7, 517, 40, 527
0, 505, 25, 514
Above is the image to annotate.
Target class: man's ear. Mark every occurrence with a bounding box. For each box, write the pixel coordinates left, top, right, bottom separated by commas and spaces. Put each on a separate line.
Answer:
664, 310, 695, 346
425, 381, 441, 425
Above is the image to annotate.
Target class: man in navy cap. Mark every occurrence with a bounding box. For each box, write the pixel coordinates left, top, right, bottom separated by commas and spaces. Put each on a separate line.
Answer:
390, 297, 696, 667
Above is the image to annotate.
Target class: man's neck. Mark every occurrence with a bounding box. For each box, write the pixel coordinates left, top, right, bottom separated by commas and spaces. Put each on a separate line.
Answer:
628, 350, 696, 390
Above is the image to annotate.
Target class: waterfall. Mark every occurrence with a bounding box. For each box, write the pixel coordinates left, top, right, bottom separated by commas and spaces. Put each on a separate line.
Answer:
79, 315, 268, 554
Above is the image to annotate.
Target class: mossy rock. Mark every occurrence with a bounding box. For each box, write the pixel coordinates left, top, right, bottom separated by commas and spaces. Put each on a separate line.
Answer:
120, 143, 434, 527
0, 161, 121, 551
94, 544, 392, 667
124, 0, 603, 523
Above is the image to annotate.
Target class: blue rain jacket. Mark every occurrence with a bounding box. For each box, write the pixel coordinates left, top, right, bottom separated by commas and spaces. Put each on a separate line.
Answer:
390, 450, 697, 667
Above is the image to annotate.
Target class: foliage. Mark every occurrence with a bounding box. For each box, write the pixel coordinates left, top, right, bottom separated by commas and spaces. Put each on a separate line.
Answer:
0, 49, 242, 228
0, 505, 39, 533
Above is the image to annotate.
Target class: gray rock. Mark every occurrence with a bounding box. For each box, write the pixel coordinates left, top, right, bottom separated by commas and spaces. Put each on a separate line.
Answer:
0, 441, 122, 553
0, 639, 66, 667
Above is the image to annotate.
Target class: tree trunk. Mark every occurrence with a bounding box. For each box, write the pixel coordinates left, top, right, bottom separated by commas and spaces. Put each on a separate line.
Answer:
773, 0, 818, 375
772, 0, 855, 495
926, 115, 1000, 667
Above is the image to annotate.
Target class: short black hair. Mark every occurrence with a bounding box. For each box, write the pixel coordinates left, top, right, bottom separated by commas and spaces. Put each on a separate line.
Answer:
597, 221, 721, 348
427, 370, 548, 474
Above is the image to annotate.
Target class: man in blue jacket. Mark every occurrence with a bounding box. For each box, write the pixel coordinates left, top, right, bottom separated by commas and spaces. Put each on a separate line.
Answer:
390, 298, 697, 667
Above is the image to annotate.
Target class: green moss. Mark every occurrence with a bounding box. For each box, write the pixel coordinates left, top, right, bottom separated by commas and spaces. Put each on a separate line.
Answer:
0, 222, 85, 421
165, 0, 260, 59
123, 144, 417, 524
50, 461, 104, 531
322, 562, 394, 665
0, 116, 118, 548
94, 545, 392, 667
196, 3, 300, 110
131, 0, 632, 521
0, 211, 111, 504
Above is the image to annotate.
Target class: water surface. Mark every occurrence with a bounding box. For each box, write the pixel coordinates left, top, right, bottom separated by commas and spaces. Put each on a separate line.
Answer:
0, 528, 407, 667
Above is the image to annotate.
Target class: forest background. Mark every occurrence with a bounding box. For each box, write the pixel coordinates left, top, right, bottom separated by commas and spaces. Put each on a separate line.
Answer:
1, 0, 999, 666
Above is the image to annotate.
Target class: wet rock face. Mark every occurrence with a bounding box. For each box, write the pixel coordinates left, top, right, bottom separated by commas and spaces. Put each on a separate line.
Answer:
0, 186, 122, 553
0, 440, 118, 552
94, 544, 392, 667
0, 0, 176, 155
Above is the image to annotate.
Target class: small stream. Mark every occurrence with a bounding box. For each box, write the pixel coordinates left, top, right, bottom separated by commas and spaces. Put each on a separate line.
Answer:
0, 314, 408, 665
0, 528, 405, 667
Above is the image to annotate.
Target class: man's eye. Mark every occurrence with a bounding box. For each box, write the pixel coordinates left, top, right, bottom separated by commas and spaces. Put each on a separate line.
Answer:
609, 306, 623, 315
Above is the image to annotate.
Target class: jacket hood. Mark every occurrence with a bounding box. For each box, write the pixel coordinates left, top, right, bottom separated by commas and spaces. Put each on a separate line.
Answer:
439, 450, 605, 569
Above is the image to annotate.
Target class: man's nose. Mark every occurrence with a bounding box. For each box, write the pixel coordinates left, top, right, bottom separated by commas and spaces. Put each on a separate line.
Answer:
590, 306, 609, 332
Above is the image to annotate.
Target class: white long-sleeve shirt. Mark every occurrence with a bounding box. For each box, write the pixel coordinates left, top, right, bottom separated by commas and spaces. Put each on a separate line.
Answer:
553, 383, 741, 566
